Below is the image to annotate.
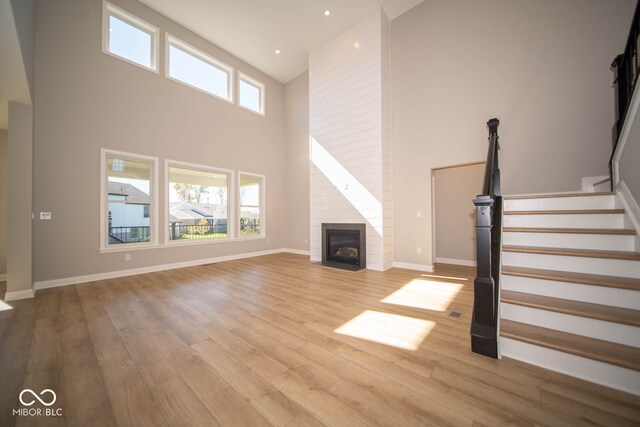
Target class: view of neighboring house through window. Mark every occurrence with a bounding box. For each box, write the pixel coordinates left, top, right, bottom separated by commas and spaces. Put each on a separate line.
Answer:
239, 174, 264, 237
167, 35, 233, 101
239, 73, 264, 115
103, 3, 158, 71
105, 155, 153, 246
168, 163, 231, 242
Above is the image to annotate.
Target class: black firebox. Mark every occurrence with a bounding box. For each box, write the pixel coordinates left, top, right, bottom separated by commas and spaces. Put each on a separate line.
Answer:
321, 223, 366, 271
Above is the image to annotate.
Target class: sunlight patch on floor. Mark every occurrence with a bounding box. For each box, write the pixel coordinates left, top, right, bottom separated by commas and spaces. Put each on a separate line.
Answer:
0, 300, 13, 311
381, 279, 463, 312
334, 310, 435, 351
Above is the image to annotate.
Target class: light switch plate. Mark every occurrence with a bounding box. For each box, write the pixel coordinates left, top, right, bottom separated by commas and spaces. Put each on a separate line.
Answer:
40, 212, 52, 220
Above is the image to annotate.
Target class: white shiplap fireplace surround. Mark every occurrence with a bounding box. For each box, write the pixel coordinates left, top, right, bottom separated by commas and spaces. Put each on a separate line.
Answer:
309, 8, 393, 271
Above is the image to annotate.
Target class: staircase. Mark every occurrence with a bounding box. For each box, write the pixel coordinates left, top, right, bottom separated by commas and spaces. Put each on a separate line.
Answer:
498, 191, 640, 395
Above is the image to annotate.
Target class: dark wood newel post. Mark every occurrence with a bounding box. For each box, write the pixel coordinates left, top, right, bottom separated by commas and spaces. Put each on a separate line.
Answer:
471, 118, 502, 358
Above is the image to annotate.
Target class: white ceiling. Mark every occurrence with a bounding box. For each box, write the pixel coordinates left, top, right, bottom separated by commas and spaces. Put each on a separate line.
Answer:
139, 0, 424, 83
0, 0, 31, 130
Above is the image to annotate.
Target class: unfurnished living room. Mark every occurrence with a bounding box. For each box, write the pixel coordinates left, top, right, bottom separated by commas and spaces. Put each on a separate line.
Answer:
1, 0, 640, 425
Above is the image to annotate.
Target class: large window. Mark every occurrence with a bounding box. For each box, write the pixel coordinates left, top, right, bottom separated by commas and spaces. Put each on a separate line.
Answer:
166, 35, 233, 102
167, 161, 232, 243
239, 173, 265, 238
102, 2, 158, 72
238, 73, 265, 115
101, 150, 157, 251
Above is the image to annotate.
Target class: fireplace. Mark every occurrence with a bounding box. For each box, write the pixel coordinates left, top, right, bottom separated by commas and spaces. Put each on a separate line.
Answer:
321, 223, 366, 271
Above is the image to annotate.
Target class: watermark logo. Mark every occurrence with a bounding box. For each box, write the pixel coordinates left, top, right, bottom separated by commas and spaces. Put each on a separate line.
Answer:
13, 389, 63, 418
19, 389, 56, 407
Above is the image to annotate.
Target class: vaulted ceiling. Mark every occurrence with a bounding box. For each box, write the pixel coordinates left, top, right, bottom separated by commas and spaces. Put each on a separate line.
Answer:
139, 0, 424, 83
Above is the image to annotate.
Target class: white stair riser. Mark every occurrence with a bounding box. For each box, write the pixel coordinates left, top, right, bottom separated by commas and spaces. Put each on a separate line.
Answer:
501, 274, 640, 309
504, 195, 615, 211
503, 232, 635, 251
501, 303, 640, 347
499, 338, 640, 396
503, 214, 624, 229
502, 252, 640, 278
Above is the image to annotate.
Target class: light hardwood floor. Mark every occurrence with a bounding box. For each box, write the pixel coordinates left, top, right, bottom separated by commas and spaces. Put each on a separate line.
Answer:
0, 253, 638, 426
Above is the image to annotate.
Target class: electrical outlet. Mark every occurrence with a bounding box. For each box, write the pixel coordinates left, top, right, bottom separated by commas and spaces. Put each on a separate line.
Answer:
266, 238, 270, 243
125, 254, 132, 261
417, 247, 422, 254
40, 212, 52, 220
304, 238, 308, 244
416, 211, 422, 218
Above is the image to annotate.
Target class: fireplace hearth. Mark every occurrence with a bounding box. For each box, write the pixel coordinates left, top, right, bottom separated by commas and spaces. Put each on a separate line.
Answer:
321, 223, 366, 271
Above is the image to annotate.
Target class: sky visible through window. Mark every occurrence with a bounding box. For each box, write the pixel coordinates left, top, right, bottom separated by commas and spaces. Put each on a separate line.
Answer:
169, 45, 228, 99
109, 177, 150, 195
109, 15, 152, 68
168, 166, 229, 205
168, 185, 227, 204
240, 79, 261, 113
241, 178, 260, 216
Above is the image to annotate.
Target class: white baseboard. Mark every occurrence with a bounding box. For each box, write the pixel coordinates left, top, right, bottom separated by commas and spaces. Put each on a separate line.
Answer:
282, 248, 310, 256
0, 273, 6, 281
436, 257, 477, 267
392, 262, 434, 272
4, 288, 35, 301
34, 248, 286, 291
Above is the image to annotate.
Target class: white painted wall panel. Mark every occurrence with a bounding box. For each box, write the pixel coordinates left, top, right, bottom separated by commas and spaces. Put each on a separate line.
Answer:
309, 9, 391, 270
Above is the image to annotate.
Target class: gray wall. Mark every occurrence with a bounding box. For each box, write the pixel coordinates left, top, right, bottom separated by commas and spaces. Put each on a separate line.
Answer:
7, 102, 32, 296
434, 163, 485, 264
391, 0, 635, 267
284, 72, 310, 252
33, 0, 287, 282
0, 130, 7, 276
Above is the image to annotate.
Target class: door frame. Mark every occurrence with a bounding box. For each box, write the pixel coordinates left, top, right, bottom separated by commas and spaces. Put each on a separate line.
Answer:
431, 160, 486, 267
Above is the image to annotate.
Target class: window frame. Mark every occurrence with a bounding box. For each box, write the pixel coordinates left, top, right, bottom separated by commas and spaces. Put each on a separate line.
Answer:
165, 34, 234, 103
238, 73, 265, 116
100, 149, 159, 253
165, 159, 235, 246
102, 1, 159, 73
237, 172, 266, 240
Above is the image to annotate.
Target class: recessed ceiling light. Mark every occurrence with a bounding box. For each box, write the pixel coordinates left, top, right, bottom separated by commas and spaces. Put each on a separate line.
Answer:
275, 49, 281, 54
324, 9, 331, 16
354, 42, 360, 48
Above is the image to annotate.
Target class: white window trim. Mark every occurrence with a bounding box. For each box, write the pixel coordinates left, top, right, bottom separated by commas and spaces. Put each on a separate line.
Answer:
238, 72, 265, 116
165, 33, 234, 103
165, 159, 235, 246
102, 1, 159, 73
100, 149, 159, 253
237, 172, 266, 240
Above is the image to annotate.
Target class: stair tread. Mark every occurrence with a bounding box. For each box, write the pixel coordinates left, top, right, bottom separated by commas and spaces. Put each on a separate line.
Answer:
503, 245, 640, 260
500, 320, 640, 371
501, 290, 640, 326
503, 227, 636, 235
504, 192, 614, 200
504, 209, 625, 215
502, 266, 640, 291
